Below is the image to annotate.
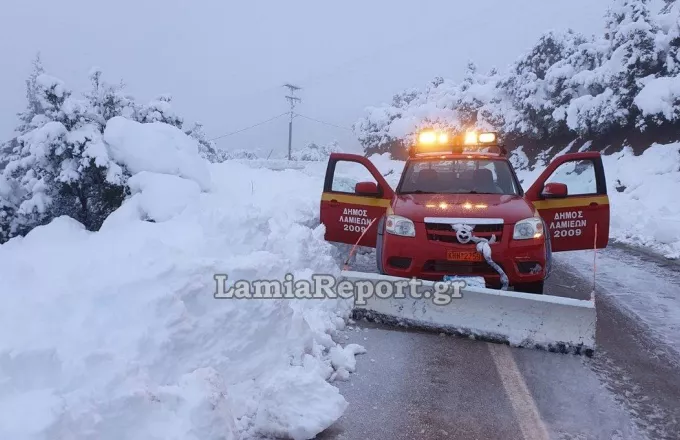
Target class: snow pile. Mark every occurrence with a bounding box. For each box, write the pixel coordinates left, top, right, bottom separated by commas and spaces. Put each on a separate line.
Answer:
0, 125, 361, 440
104, 117, 211, 191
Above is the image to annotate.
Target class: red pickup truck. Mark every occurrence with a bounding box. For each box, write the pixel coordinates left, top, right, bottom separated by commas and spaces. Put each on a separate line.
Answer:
320, 130, 610, 294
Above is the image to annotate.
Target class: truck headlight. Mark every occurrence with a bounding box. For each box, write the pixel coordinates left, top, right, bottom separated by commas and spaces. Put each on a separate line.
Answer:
386, 215, 416, 237
513, 218, 544, 240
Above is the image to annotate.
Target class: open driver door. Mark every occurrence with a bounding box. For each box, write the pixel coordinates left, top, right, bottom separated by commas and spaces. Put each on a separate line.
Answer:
320, 153, 394, 247
525, 152, 610, 252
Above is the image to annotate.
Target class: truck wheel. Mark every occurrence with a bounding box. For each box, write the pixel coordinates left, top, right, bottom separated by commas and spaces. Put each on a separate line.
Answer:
514, 281, 544, 294
376, 216, 386, 274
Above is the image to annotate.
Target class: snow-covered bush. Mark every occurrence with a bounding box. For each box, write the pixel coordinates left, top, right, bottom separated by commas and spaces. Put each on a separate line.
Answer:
291, 141, 341, 161
355, 0, 680, 156
0, 60, 216, 243
226, 149, 260, 160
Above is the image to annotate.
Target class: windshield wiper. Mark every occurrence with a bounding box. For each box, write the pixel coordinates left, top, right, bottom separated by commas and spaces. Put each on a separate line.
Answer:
400, 190, 436, 194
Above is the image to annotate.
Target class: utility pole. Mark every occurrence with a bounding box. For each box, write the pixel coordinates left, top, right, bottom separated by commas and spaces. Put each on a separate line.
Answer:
283, 84, 301, 160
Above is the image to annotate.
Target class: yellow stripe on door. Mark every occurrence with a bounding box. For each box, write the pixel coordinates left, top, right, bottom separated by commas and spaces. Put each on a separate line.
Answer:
531, 195, 609, 210
321, 192, 392, 208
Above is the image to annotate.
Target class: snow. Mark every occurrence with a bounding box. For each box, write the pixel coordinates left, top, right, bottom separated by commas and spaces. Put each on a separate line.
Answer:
104, 117, 211, 191
559, 247, 680, 355
634, 75, 680, 120
0, 128, 367, 440
329, 343, 367, 381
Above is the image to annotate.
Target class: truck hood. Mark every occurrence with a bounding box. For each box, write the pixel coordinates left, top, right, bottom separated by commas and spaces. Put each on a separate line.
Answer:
392, 193, 535, 224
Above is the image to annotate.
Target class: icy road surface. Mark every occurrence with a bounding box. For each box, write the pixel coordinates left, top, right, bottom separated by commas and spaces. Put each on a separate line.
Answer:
320, 244, 680, 440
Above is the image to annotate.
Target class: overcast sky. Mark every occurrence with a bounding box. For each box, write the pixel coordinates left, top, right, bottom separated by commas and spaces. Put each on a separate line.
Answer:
1, 0, 614, 156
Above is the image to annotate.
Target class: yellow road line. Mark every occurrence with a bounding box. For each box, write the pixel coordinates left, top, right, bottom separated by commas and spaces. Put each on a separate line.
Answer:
488, 343, 550, 440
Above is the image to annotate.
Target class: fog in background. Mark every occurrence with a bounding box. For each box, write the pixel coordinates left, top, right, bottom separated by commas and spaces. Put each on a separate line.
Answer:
1, 0, 613, 156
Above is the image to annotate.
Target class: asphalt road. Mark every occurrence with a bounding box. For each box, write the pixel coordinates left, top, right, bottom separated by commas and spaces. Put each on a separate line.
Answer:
318, 245, 680, 440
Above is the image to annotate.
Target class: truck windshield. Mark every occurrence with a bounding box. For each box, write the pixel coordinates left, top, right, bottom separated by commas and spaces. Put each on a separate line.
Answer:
398, 158, 521, 195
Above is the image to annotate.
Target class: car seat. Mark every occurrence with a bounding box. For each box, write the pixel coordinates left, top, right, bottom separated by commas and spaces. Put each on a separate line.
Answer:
414, 169, 439, 192
472, 169, 497, 193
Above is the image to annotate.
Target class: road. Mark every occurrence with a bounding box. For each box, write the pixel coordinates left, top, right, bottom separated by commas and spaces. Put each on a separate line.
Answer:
319, 245, 680, 440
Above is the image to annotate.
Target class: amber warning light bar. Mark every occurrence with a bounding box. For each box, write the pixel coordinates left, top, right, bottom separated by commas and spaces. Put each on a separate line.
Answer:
409, 130, 505, 157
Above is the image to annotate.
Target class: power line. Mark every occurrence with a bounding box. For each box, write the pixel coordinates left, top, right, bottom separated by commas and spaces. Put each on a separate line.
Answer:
294, 113, 353, 132
209, 112, 289, 141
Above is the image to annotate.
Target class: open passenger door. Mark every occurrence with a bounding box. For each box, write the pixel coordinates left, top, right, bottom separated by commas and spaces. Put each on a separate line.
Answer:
320, 153, 394, 247
525, 152, 610, 252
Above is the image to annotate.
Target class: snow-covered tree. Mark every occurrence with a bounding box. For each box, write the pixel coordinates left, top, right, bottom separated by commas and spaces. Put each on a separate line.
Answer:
354, 0, 680, 158
2, 74, 128, 235
0, 61, 222, 243
354, 105, 405, 156
85, 68, 136, 128
15, 54, 46, 136
454, 62, 488, 128
502, 31, 588, 137
184, 122, 223, 162
291, 141, 341, 161
136, 94, 183, 128
226, 149, 259, 160
604, 0, 663, 111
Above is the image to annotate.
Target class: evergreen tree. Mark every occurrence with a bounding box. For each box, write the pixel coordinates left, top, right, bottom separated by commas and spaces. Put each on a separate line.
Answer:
503, 31, 585, 136
15, 54, 45, 135
2, 73, 129, 239
604, 0, 663, 118
456, 62, 488, 127
85, 68, 136, 129
136, 94, 183, 127
185, 122, 222, 162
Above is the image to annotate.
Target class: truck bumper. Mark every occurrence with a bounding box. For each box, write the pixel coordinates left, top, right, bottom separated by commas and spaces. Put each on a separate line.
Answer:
380, 224, 546, 288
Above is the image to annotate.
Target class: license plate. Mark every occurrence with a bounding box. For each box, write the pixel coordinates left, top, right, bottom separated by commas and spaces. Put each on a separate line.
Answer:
446, 250, 484, 262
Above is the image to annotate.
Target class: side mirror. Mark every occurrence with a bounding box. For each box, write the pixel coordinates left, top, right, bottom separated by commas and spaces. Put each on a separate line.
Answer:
541, 182, 568, 199
355, 181, 380, 196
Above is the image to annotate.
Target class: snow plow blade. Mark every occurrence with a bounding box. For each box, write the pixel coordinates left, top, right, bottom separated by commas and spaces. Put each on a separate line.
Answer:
342, 271, 596, 356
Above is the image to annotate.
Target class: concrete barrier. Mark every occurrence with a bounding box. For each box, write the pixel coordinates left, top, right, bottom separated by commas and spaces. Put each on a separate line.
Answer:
341, 271, 596, 356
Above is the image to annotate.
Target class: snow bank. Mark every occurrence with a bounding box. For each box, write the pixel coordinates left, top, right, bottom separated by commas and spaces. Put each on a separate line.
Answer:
0, 135, 363, 439
104, 117, 212, 191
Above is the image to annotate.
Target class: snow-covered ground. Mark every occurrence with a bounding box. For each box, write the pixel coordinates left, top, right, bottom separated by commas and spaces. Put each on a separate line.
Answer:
0, 122, 361, 440
559, 248, 680, 354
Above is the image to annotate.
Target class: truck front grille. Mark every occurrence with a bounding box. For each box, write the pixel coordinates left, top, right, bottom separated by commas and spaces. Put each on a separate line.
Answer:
425, 222, 504, 244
